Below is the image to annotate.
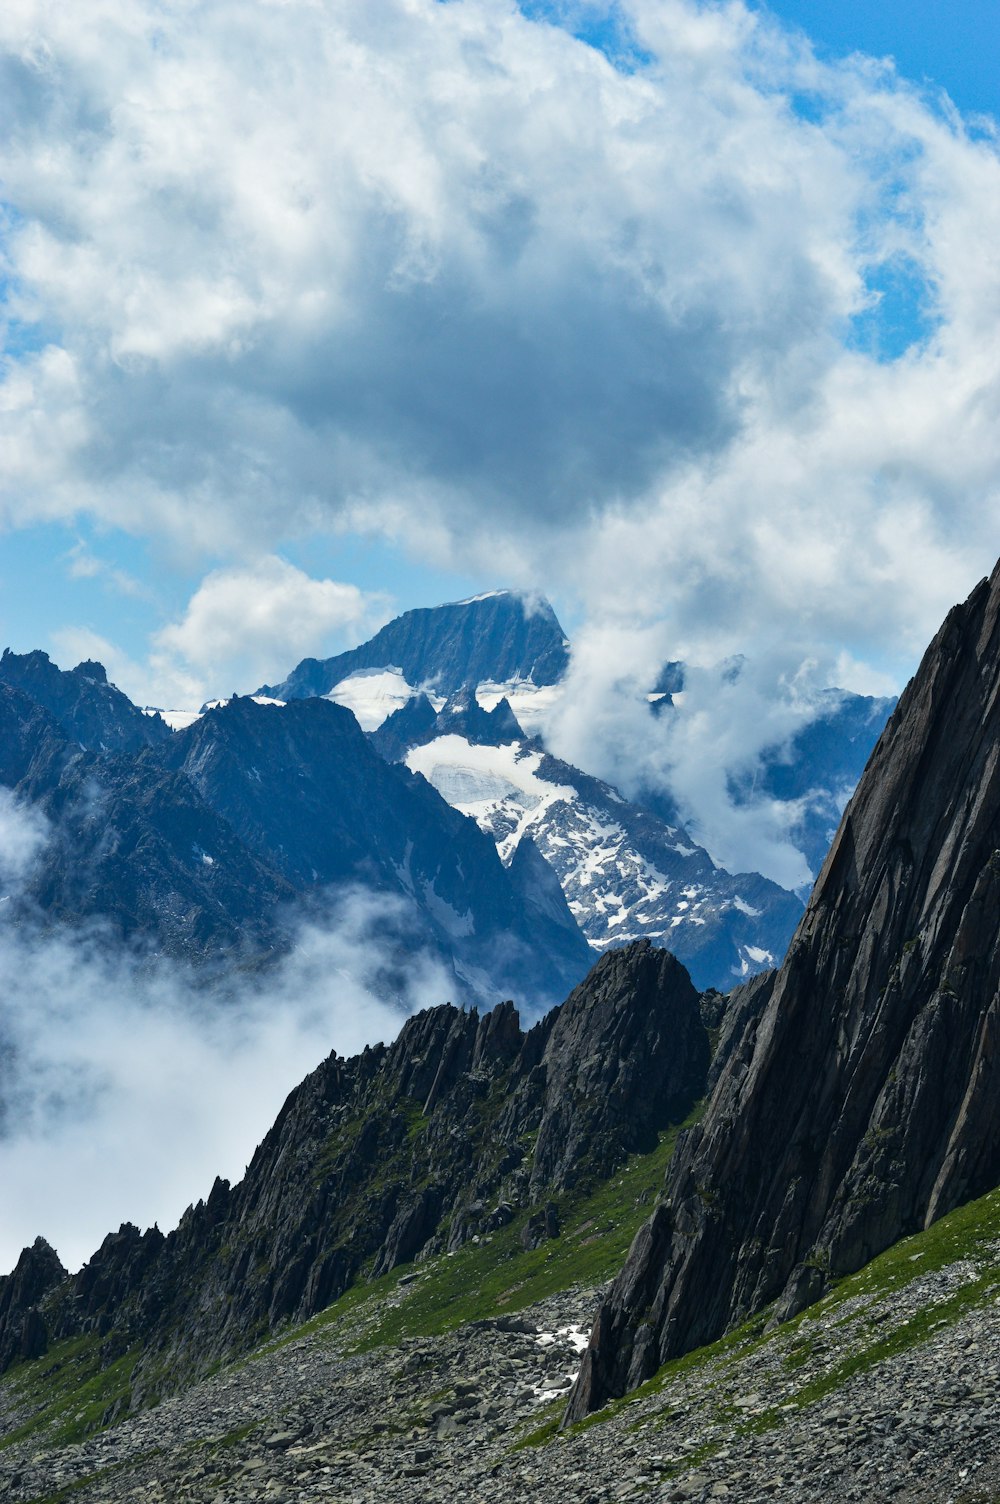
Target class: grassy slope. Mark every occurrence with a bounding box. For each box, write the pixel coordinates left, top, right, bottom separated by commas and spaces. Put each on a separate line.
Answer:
279, 1109, 700, 1352
518, 1181, 1000, 1451
0, 1112, 695, 1454
7, 1124, 1000, 1468
0, 1336, 140, 1451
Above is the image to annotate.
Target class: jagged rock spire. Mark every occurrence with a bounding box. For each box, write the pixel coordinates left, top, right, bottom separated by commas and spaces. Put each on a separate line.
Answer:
568, 559, 1000, 1419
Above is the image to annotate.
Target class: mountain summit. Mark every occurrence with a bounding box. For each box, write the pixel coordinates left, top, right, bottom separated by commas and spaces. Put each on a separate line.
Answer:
568, 559, 1000, 1417
260, 590, 569, 703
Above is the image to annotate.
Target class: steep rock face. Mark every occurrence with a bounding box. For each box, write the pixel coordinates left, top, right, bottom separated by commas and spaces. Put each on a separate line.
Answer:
521, 943, 708, 1198
0, 650, 171, 753
2, 942, 707, 1409
568, 561, 1000, 1419
396, 710, 803, 991
159, 696, 591, 1008
0, 1238, 66, 1369
262, 591, 569, 701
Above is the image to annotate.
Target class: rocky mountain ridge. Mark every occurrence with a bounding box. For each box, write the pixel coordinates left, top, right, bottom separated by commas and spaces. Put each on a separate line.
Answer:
384, 691, 803, 992
265, 588, 893, 896
260, 591, 569, 703
4, 1175, 1000, 1504
0, 650, 171, 754
568, 557, 1000, 1418
0, 661, 590, 1007
2, 570, 998, 1502
0, 940, 707, 1409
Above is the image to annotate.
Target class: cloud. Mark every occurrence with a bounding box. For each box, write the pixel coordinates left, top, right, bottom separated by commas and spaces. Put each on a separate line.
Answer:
0, 3, 998, 1132
63, 540, 147, 599
0, 787, 48, 888
0, 0, 994, 671
149, 556, 388, 703
52, 555, 389, 707
541, 620, 891, 889
0, 884, 454, 1273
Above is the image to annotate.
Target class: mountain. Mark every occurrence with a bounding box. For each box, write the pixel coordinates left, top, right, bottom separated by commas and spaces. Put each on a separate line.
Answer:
0, 940, 707, 1403
0, 679, 291, 961
0, 658, 591, 1007
726, 686, 897, 875
378, 692, 803, 992
567, 559, 1000, 1418
260, 590, 569, 706
157, 694, 590, 1005
0, 649, 171, 754
262, 591, 892, 976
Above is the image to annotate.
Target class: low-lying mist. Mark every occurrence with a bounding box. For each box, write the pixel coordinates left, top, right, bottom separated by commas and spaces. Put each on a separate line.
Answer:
0, 793, 455, 1274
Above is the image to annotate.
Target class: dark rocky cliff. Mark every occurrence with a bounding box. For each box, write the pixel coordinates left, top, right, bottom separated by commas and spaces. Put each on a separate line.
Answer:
0, 940, 707, 1412
0, 650, 171, 753
262, 591, 569, 701
0, 676, 590, 1005
568, 560, 1000, 1418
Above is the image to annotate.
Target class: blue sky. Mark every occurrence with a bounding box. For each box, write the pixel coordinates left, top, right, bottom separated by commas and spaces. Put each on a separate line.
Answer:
762, 0, 1000, 120
0, 0, 998, 717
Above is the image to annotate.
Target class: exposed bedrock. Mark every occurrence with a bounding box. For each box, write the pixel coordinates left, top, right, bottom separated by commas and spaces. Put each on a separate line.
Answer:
568, 559, 1000, 1418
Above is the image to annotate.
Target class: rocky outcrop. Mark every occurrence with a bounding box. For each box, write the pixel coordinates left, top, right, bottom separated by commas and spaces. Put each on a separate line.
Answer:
522, 942, 708, 1196
4, 940, 707, 1410
0, 650, 171, 753
0, 672, 591, 1004
261, 591, 570, 701
0, 1237, 66, 1369
373, 692, 525, 762
568, 559, 1000, 1419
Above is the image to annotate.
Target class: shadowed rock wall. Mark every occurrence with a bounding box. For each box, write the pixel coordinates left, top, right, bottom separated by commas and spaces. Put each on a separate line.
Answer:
569, 559, 1000, 1418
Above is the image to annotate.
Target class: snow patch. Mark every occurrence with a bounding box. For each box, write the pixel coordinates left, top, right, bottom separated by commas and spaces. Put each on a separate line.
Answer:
530, 1324, 590, 1402
328, 668, 446, 731
475, 680, 564, 738
155, 708, 202, 732
327, 668, 412, 731
454, 589, 511, 606
405, 737, 574, 836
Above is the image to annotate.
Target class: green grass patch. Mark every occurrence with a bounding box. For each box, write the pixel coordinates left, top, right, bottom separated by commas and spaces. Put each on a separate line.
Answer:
555, 1183, 1000, 1457
277, 1107, 702, 1357
0, 1334, 142, 1452
352, 1110, 699, 1349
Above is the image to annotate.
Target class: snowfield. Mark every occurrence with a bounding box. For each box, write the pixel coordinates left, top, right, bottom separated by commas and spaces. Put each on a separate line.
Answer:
404, 732, 793, 982
327, 669, 445, 732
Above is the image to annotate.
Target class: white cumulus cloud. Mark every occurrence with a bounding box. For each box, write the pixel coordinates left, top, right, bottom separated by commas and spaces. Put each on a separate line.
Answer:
53, 555, 389, 708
